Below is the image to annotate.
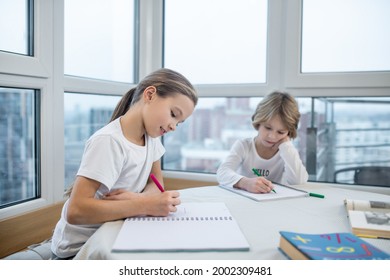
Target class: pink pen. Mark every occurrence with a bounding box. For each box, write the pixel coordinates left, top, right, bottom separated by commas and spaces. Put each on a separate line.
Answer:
150, 174, 165, 192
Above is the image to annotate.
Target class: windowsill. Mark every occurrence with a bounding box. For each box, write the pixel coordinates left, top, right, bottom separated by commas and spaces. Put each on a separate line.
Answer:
163, 170, 218, 182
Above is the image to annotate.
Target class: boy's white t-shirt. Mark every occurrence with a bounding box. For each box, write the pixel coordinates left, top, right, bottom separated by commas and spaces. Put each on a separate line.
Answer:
51, 117, 165, 258
216, 137, 308, 187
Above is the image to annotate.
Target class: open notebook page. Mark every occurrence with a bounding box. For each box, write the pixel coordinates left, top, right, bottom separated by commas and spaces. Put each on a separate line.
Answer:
219, 183, 308, 202
111, 202, 250, 252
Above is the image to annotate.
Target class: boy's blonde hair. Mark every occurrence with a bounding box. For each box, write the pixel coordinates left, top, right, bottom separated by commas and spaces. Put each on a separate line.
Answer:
251, 91, 300, 139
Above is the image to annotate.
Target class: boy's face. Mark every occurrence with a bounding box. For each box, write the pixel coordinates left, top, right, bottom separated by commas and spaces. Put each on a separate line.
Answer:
257, 115, 289, 148
143, 90, 195, 138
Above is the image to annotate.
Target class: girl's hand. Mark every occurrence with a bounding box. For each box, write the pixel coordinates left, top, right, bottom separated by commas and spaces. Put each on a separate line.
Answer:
234, 177, 274, 193
103, 189, 181, 216
140, 191, 181, 216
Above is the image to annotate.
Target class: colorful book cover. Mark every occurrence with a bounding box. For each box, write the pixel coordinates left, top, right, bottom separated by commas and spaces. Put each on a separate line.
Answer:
279, 231, 390, 260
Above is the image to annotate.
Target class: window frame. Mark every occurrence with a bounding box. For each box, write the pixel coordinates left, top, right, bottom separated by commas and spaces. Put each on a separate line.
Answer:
0, 0, 58, 219
161, 0, 283, 97
160, 0, 390, 183
0, 0, 49, 78
0, 0, 140, 218
284, 0, 390, 91
1, 0, 390, 219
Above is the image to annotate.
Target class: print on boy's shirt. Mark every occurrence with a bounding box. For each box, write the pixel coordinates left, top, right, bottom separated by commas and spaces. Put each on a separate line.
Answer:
253, 168, 270, 177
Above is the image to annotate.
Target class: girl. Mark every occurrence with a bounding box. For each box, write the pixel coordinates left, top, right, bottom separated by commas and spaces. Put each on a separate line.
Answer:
51, 68, 198, 259
217, 91, 308, 193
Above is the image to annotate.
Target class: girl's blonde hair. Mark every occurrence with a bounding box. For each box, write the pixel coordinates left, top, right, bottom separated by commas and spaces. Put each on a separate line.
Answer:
251, 91, 300, 139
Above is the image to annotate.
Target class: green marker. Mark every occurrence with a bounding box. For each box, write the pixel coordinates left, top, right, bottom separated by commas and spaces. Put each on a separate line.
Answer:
309, 192, 325, 199
252, 168, 276, 193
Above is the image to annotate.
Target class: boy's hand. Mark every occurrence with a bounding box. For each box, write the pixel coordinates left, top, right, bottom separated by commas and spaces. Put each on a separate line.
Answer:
272, 135, 290, 151
234, 177, 274, 194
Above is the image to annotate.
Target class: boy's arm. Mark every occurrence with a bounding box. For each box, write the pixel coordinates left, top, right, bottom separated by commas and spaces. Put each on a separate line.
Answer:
279, 141, 309, 185
217, 140, 246, 186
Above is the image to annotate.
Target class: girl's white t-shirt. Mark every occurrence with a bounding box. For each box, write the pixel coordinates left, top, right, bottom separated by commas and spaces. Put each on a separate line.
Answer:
51, 117, 165, 258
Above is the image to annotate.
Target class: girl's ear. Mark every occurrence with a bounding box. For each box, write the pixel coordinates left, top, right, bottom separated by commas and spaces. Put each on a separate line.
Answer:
143, 86, 157, 102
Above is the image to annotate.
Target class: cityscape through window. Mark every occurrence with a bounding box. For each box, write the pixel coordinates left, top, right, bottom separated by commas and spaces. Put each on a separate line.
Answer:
0, 87, 39, 207
62, 95, 390, 189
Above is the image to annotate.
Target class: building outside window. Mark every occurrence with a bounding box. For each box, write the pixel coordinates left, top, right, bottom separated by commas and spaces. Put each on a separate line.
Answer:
0, 88, 39, 207
64, 93, 120, 188
62, 95, 390, 188
162, 96, 390, 187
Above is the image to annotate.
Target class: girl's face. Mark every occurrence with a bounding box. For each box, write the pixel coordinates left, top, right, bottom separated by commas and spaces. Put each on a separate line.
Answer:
143, 90, 195, 138
257, 115, 289, 148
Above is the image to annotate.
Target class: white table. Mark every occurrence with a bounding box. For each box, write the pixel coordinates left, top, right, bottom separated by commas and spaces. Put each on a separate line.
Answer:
74, 183, 390, 260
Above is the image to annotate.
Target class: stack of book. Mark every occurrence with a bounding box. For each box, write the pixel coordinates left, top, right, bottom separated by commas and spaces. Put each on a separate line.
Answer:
344, 199, 390, 239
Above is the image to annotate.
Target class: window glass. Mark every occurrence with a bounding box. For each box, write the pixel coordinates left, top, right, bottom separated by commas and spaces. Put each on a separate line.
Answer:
163, 97, 310, 174
302, 0, 390, 73
0, 0, 32, 55
64, 93, 120, 188
64, 0, 135, 83
0, 88, 39, 208
162, 96, 390, 188
164, 0, 268, 84
331, 98, 390, 186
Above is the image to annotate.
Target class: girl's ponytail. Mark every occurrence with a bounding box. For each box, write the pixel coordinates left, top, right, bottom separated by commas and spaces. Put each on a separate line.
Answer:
110, 88, 136, 122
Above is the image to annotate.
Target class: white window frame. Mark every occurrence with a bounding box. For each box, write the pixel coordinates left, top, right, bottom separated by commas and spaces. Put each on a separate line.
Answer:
160, 0, 390, 182
1, 0, 390, 219
0, 0, 138, 219
0, 0, 62, 219
284, 0, 390, 93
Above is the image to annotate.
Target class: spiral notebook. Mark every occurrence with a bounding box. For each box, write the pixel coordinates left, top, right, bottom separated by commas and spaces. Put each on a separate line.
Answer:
111, 202, 250, 252
219, 183, 308, 202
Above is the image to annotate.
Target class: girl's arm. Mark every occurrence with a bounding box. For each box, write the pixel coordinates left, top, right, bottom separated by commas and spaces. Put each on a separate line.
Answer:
143, 160, 165, 193
66, 173, 180, 225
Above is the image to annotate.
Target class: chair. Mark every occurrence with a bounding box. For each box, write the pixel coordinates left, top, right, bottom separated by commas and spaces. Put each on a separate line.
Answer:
334, 166, 390, 187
